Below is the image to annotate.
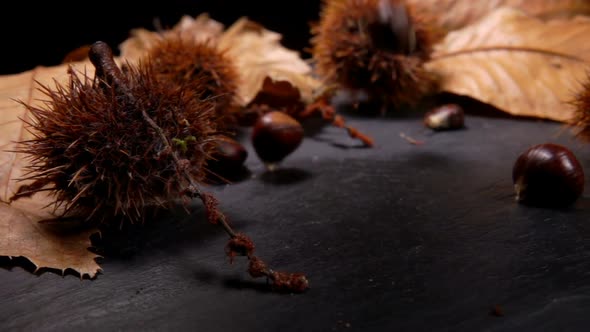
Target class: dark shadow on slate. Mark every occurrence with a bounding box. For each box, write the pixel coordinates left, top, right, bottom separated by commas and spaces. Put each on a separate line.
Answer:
259, 167, 312, 185
192, 266, 220, 285
424, 124, 469, 134
0, 255, 95, 280
398, 149, 453, 169
327, 140, 375, 150
223, 277, 276, 294
0, 257, 87, 280
515, 199, 584, 211
90, 204, 228, 260
204, 165, 252, 185
0, 256, 37, 274
190, 263, 275, 294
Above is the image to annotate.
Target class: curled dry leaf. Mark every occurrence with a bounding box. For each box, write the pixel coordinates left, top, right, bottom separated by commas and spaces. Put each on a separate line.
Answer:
119, 14, 320, 109
217, 17, 321, 106
407, 0, 590, 31
425, 7, 590, 122
0, 63, 101, 278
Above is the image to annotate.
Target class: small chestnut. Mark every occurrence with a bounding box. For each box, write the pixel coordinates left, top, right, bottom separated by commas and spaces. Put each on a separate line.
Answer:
251, 111, 304, 168
512, 143, 584, 208
424, 104, 465, 131
206, 136, 248, 179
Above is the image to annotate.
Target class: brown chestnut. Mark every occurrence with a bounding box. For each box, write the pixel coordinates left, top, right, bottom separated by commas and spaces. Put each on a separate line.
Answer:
424, 104, 465, 131
206, 136, 248, 180
251, 111, 304, 168
512, 143, 584, 207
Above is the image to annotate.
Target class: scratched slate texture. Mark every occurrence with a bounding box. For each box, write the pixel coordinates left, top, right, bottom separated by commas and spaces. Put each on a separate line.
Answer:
2, 108, 590, 332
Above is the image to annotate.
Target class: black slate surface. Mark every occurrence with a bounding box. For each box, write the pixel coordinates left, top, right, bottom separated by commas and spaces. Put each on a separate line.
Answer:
2, 108, 590, 332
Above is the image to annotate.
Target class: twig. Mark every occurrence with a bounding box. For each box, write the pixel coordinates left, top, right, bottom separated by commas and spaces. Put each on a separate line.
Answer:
302, 96, 374, 147
141, 105, 308, 293
93, 40, 309, 293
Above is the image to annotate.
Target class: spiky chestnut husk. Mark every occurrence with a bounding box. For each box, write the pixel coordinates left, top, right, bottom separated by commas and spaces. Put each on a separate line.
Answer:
571, 76, 590, 141
146, 35, 240, 128
11, 41, 222, 223
10, 42, 309, 293
310, 0, 439, 110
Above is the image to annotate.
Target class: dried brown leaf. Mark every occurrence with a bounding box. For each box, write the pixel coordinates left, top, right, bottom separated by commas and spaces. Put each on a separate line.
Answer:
425, 7, 590, 122
407, 0, 590, 31
0, 63, 101, 278
217, 17, 321, 106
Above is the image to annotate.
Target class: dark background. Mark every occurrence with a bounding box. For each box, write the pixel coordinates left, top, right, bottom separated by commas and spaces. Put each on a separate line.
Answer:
0, 1, 321, 75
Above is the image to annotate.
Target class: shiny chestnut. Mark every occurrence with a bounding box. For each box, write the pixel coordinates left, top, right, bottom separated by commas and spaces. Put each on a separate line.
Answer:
251, 111, 304, 167
424, 104, 465, 131
512, 143, 584, 207
206, 136, 248, 178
